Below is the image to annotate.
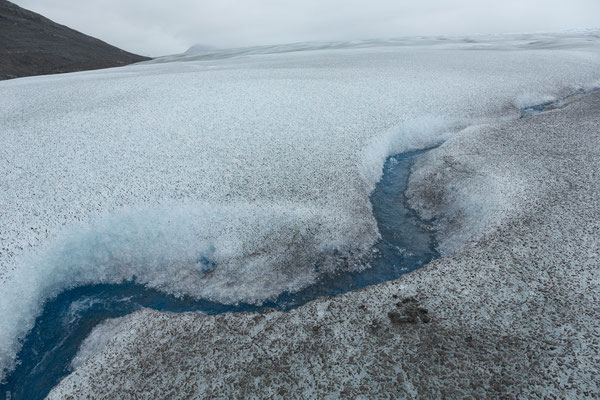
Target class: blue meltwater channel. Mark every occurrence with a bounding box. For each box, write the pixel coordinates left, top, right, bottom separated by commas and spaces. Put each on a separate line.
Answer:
1, 149, 438, 400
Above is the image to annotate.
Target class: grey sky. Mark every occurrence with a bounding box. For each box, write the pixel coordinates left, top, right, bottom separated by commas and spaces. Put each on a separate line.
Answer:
12, 0, 600, 57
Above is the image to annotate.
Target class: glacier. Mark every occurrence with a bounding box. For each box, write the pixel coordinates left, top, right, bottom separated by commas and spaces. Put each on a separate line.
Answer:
1, 31, 600, 383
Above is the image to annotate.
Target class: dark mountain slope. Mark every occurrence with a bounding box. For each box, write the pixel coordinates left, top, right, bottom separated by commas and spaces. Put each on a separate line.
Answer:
0, 0, 150, 80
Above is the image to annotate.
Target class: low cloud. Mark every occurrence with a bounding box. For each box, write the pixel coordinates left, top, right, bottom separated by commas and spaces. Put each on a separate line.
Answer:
13, 0, 600, 57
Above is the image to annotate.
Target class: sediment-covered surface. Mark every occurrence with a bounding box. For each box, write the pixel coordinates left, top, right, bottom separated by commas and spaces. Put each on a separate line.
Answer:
48, 92, 600, 399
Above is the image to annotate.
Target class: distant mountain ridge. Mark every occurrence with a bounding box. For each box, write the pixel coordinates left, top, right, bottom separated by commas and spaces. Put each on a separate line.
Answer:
0, 0, 150, 80
185, 44, 219, 54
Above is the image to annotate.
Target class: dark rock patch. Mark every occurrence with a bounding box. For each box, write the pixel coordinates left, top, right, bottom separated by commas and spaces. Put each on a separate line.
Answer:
0, 0, 150, 80
389, 298, 431, 324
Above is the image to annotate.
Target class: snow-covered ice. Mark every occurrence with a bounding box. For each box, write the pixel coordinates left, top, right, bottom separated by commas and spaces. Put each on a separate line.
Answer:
1, 31, 600, 380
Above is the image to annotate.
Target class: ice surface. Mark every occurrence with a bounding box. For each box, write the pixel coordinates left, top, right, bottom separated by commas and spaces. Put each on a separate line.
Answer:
157, 30, 600, 63
1, 32, 600, 380
50, 88, 600, 400
69, 316, 130, 370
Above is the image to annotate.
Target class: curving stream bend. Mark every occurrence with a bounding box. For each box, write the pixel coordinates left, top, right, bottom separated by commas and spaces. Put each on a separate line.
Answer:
1, 149, 438, 400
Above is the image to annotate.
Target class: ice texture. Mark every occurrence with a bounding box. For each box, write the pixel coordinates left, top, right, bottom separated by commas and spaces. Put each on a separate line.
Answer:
1, 32, 600, 380
50, 89, 600, 400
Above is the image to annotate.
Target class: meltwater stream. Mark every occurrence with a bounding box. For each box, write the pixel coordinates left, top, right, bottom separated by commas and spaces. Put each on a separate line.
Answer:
1, 149, 438, 400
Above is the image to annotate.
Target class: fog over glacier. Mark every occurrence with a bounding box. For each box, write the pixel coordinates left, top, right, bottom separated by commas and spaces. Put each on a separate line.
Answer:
10, 0, 600, 55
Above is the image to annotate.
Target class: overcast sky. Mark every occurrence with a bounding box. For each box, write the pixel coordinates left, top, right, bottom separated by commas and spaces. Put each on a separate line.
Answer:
12, 0, 600, 57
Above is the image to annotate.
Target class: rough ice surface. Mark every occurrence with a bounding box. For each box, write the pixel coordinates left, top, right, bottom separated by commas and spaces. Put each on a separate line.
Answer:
50, 90, 600, 400
1, 32, 600, 380
69, 315, 130, 371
